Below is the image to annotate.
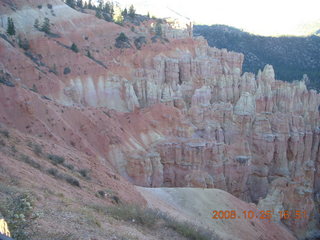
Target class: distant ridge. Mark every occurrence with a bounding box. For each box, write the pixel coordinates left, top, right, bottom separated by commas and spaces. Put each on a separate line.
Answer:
194, 24, 320, 91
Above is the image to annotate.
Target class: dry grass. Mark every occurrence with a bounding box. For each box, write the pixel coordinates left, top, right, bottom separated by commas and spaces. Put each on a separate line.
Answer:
90, 203, 221, 240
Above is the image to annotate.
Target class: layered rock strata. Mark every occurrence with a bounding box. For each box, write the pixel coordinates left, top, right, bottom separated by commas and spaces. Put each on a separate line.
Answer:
0, 1, 319, 237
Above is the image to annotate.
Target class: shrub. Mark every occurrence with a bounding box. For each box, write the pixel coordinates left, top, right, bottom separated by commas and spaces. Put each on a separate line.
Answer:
47, 3, 53, 9
96, 189, 120, 203
20, 154, 41, 170
0, 193, 38, 240
106, 204, 162, 228
64, 175, 80, 187
49, 64, 58, 75
100, 204, 220, 239
47, 168, 59, 177
47, 169, 80, 187
114, 14, 124, 25
41, 17, 50, 34
78, 169, 90, 179
63, 67, 71, 75
110, 195, 120, 204
165, 219, 217, 240
0, 129, 9, 138
86, 50, 92, 59
0, 75, 15, 87
70, 43, 79, 53
134, 36, 146, 50
117, 32, 128, 42
62, 163, 74, 170
115, 32, 131, 49
30, 84, 38, 93
36, 232, 78, 240
11, 145, 17, 153
18, 38, 30, 51
47, 154, 65, 165
97, 190, 105, 198
27, 141, 33, 148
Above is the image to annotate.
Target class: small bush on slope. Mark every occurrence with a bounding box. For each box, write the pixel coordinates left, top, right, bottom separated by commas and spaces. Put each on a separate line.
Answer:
91, 204, 221, 240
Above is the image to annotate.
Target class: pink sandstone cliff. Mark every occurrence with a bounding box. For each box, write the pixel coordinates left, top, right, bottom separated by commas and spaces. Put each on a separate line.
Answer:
0, 0, 319, 238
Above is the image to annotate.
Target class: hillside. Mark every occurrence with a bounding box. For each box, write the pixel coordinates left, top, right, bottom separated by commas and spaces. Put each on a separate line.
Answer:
194, 25, 320, 90
0, 1, 319, 240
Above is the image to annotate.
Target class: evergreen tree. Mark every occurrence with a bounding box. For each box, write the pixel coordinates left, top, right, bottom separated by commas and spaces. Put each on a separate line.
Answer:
98, 0, 103, 9
104, 1, 110, 11
117, 32, 128, 42
71, 43, 79, 53
122, 8, 128, 17
34, 19, 39, 29
88, 0, 93, 9
109, 2, 114, 19
95, 9, 102, 19
155, 21, 162, 37
84, 1, 88, 8
128, 5, 135, 18
77, 0, 83, 8
103, 2, 114, 22
147, 12, 150, 18
66, 0, 75, 8
6, 17, 16, 36
86, 50, 92, 59
41, 18, 51, 34
18, 36, 30, 50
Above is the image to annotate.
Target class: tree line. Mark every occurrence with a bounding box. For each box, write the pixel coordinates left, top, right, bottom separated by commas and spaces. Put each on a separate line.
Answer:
64, 0, 137, 24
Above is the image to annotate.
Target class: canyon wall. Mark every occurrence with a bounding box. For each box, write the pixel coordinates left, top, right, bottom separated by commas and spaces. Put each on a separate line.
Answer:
0, 1, 319, 238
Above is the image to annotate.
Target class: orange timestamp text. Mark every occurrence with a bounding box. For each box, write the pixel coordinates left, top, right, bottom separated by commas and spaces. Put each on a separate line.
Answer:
211, 210, 308, 220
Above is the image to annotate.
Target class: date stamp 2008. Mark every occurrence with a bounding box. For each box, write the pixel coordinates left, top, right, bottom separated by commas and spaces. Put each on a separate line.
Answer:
211, 210, 308, 221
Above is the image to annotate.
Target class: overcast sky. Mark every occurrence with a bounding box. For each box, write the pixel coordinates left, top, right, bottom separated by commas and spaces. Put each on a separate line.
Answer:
112, 0, 320, 36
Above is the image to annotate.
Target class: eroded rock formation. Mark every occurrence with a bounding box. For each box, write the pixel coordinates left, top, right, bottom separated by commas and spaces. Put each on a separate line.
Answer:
0, 0, 319, 238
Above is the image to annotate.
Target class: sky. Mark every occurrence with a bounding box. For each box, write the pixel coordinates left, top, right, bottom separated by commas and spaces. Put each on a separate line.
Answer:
111, 0, 320, 36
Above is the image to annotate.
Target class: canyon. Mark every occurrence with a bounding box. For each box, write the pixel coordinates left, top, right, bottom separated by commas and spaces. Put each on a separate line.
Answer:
0, 0, 319, 239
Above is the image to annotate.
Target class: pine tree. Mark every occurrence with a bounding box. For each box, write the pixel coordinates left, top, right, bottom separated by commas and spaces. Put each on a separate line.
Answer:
71, 43, 79, 53
34, 19, 39, 29
147, 12, 150, 18
76, 0, 83, 8
86, 50, 92, 59
117, 32, 128, 42
128, 5, 135, 18
66, 0, 75, 8
6, 17, 16, 36
41, 17, 51, 34
84, 1, 88, 8
103, 1, 114, 22
88, 0, 93, 9
122, 8, 128, 17
95, 9, 102, 19
155, 21, 162, 37
98, 0, 103, 10
18, 36, 30, 50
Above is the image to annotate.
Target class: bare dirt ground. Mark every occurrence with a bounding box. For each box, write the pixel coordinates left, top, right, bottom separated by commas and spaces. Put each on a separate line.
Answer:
137, 187, 297, 240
